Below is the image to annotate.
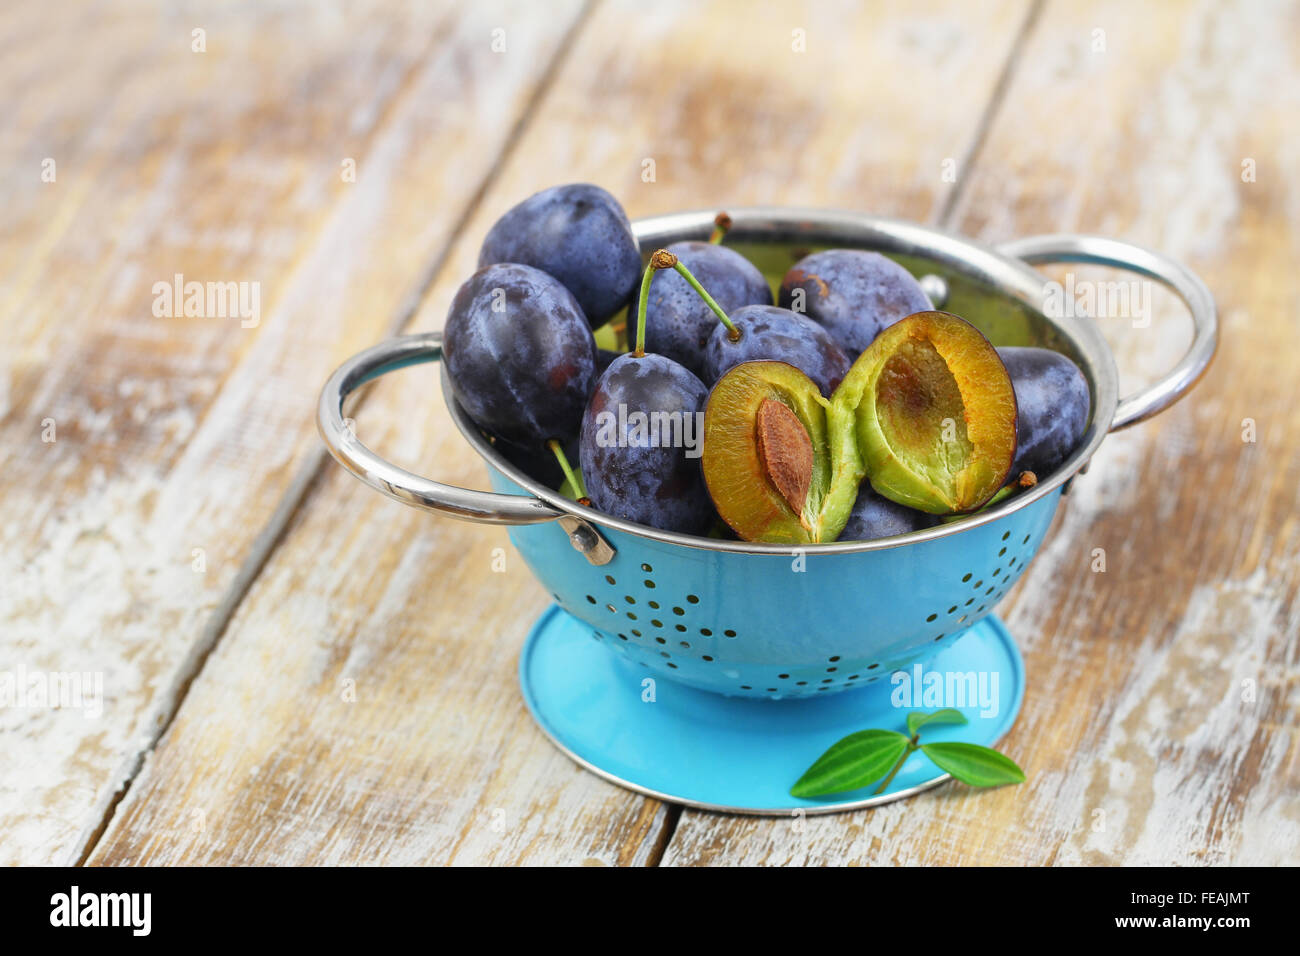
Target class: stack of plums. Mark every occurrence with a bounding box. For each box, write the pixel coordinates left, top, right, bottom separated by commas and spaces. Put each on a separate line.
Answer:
443, 184, 1090, 543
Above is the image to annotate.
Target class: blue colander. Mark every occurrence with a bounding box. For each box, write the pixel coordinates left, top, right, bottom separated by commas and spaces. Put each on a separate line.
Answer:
318, 209, 1215, 811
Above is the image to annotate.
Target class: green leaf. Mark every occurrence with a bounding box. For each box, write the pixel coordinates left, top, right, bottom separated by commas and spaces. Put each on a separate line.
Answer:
906, 709, 968, 738
790, 729, 910, 798
920, 742, 1026, 787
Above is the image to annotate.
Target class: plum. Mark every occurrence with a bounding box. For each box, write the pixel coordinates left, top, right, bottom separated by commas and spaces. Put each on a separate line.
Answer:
634, 239, 772, 377
701, 361, 861, 544
478, 183, 641, 327
580, 352, 713, 533
578, 250, 715, 534
999, 346, 1090, 478
703, 305, 850, 396
839, 482, 939, 541
779, 250, 932, 358
839, 311, 1018, 514
595, 347, 623, 380
443, 263, 596, 445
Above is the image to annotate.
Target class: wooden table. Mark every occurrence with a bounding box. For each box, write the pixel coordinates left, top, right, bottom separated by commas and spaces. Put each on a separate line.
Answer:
4, 0, 1296, 866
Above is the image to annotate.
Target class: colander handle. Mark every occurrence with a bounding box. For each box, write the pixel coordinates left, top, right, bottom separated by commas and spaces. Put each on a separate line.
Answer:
996, 234, 1217, 431
317, 331, 565, 525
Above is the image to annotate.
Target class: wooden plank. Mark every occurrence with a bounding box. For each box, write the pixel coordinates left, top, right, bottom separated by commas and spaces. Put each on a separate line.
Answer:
663, 0, 1300, 865
86, 0, 1033, 865
1, 0, 588, 865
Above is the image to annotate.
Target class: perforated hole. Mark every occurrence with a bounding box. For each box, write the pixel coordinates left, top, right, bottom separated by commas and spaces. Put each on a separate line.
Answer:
588, 564, 754, 689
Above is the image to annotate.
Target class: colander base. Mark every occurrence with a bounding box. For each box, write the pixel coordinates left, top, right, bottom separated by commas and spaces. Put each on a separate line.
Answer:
519, 605, 1025, 815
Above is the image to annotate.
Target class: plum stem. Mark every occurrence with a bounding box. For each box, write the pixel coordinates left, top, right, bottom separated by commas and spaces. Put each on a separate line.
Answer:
648, 248, 740, 338
708, 211, 732, 244
632, 258, 657, 357
547, 439, 586, 498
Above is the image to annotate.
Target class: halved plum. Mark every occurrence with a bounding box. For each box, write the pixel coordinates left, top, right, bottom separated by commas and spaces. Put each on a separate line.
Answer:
839, 311, 1017, 514
701, 361, 861, 544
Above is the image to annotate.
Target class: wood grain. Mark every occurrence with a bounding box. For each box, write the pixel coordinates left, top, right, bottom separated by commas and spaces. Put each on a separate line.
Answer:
86, 0, 1033, 865
663, 0, 1300, 865
0, 0, 587, 865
